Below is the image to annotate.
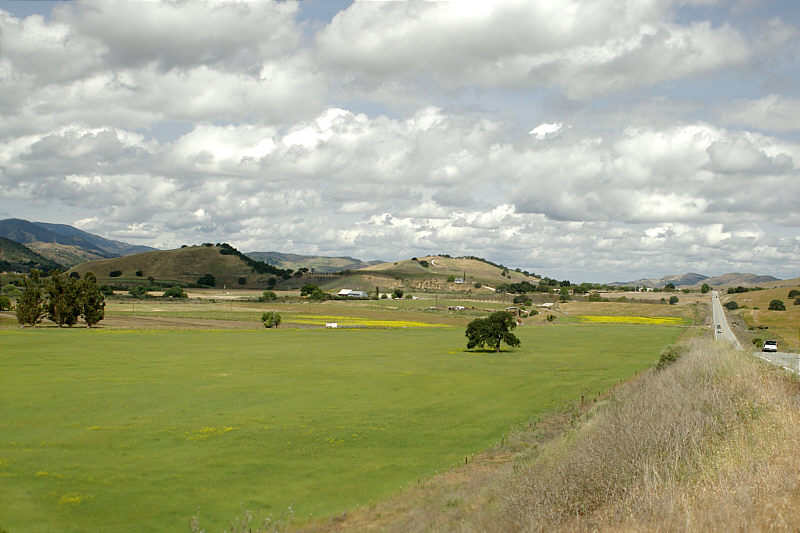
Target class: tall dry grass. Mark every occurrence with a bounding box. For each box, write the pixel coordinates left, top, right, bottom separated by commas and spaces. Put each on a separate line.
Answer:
496, 338, 800, 532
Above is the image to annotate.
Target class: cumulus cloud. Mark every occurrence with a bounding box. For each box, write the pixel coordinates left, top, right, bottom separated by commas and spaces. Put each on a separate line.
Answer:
316, 0, 768, 99
0, 0, 798, 281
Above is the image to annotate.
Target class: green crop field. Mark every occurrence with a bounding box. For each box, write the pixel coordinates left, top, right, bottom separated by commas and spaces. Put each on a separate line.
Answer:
0, 324, 681, 532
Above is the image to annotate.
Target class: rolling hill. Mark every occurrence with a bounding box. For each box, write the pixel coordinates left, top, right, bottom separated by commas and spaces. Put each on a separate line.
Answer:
67, 247, 541, 294
245, 251, 382, 273
0, 218, 157, 267
69, 244, 290, 288
357, 255, 538, 290
0, 236, 62, 272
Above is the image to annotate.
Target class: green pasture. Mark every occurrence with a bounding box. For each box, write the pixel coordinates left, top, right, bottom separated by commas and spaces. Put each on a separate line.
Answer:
0, 324, 681, 532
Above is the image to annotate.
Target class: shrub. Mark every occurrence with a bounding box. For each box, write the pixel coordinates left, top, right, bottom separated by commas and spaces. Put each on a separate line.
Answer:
237, 277, 246, 285
447, 275, 455, 282
128, 285, 147, 298
668, 295, 679, 305
196, 273, 216, 287
308, 288, 328, 301
261, 311, 281, 328
513, 294, 531, 306
768, 299, 786, 311
723, 301, 739, 310
135, 270, 143, 277
419, 260, 429, 268
163, 286, 187, 298
259, 290, 277, 302
655, 343, 686, 370
788, 289, 800, 299
474, 282, 482, 288
109, 270, 122, 278
752, 338, 763, 347
380, 293, 388, 299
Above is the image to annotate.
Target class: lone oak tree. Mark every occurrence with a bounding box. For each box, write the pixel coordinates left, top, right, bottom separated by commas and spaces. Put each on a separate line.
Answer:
465, 311, 521, 352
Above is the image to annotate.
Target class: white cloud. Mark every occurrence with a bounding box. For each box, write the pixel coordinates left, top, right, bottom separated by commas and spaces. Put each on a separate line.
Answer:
724, 95, 800, 132
529, 122, 562, 139
1, 0, 798, 281
316, 1, 764, 99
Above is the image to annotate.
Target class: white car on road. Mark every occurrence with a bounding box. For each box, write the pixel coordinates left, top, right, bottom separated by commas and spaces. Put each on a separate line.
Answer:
762, 340, 778, 353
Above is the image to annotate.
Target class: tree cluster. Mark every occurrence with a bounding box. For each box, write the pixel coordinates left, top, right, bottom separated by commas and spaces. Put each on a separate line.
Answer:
15, 269, 105, 327
217, 243, 293, 279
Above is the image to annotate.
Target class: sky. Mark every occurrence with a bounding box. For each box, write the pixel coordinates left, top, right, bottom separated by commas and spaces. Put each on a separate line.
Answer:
0, 0, 798, 283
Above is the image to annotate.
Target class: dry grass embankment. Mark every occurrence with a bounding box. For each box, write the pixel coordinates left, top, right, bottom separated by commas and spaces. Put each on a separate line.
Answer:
497, 338, 800, 532
298, 337, 800, 532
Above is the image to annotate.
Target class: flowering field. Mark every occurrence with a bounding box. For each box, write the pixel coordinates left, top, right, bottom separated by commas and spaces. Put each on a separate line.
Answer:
0, 324, 680, 532
576, 315, 689, 325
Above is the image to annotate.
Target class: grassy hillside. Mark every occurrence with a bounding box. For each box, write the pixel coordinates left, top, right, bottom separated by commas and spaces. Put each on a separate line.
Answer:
359, 255, 537, 290
69, 245, 282, 288
0, 218, 157, 267
0, 236, 62, 272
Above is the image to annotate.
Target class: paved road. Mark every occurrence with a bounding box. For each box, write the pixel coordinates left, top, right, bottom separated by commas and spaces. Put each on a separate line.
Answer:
711, 290, 741, 349
711, 291, 800, 374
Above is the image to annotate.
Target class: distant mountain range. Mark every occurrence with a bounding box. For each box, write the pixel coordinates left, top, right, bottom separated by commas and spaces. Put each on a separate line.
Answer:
245, 251, 383, 273
0, 218, 157, 267
611, 272, 781, 288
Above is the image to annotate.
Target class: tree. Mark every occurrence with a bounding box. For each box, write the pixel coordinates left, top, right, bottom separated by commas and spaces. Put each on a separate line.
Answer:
768, 299, 786, 311
163, 286, 188, 298
559, 286, 570, 302
45, 271, 80, 327
129, 285, 147, 298
723, 300, 739, 310
668, 295, 679, 305
393, 289, 404, 299
664, 283, 676, 291
259, 290, 277, 302
237, 277, 246, 285
701, 283, 710, 294
262, 311, 281, 328
0, 295, 10, 311
465, 311, 521, 352
788, 289, 800, 299
308, 287, 327, 301
79, 272, 105, 327
16, 269, 45, 326
300, 283, 319, 297
197, 273, 216, 287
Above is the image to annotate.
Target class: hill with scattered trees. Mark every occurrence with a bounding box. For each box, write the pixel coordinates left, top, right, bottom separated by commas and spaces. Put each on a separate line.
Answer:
68, 243, 292, 289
